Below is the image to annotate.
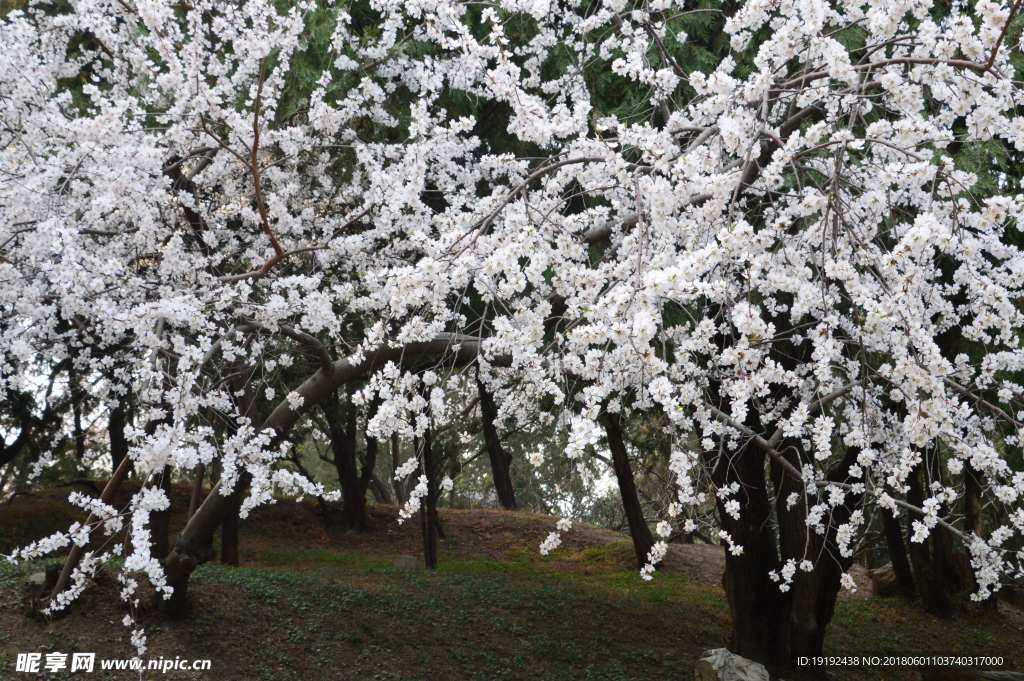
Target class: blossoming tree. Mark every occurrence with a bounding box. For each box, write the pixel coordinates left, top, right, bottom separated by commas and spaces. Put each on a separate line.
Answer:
4, 0, 1024, 676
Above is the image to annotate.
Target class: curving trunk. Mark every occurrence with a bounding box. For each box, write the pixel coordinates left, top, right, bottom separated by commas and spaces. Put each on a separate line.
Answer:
159, 474, 247, 615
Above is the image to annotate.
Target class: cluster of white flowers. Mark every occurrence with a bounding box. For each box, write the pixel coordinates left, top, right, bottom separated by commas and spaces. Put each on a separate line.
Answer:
640, 541, 669, 581
3, 0, 1024, 634
398, 476, 430, 524
539, 532, 562, 555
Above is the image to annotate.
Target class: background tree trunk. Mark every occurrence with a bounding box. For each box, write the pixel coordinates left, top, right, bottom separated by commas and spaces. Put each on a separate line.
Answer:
108, 406, 129, 474
602, 413, 657, 569
906, 463, 956, 617
964, 464, 997, 608
390, 433, 409, 505
478, 378, 517, 510
420, 427, 439, 569
69, 366, 86, 461
188, 463, 205, 520
151, 465, 173, 560
368, 472, 393, 504
324, 393, 370, 532
220, 493, 240, 566
881, 498, 918, 601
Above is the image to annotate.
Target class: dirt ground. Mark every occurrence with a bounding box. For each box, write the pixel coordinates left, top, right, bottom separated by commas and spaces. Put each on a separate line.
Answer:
1, 484, 1021, 681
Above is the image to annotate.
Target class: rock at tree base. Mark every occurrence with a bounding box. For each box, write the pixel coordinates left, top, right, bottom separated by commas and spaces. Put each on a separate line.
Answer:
919, 669, 1024, 680
25, 572, 46, 587
694, 649, 770, 681
867, 562, 899, 597
394, 555, 418, 570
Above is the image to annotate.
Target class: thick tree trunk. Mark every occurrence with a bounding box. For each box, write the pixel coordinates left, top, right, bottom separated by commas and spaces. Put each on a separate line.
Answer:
324, 394, 370, 532
708, 430, 861, 681
710, 441, 785, 672
881, 498, 918, 601
160, 475, 247, 615
767, 443, 860, 680
906, 463, 956, 617
602, 413, 657, 569
151, 465, 174, 560
477, 378, 517, 510
108, 406, 129, 474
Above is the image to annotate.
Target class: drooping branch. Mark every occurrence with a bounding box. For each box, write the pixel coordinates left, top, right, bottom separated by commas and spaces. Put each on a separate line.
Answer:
701, 400, 973, 545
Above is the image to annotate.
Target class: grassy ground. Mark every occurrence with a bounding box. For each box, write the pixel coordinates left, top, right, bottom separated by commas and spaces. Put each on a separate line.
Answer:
1, 485, 1023, 680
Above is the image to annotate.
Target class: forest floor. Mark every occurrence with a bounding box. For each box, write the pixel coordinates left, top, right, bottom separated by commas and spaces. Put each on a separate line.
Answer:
1, 482, 1023, 680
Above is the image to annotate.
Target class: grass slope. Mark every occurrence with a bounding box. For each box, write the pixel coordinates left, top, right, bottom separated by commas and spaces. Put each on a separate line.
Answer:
0, 485, 1022, 680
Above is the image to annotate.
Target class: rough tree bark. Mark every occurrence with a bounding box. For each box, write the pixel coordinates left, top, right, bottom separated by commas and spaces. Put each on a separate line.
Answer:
710, 439, 783, 672
160, 475, 247, 615
710, 434, 862, 681
601, 412, 657, 569
770, 443, 861, 680
477, 377, 516, 510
